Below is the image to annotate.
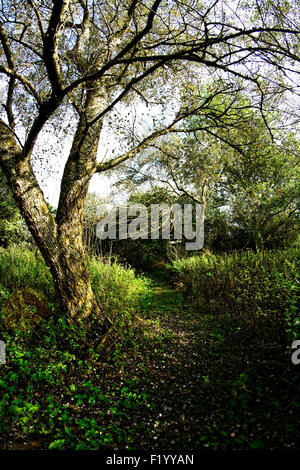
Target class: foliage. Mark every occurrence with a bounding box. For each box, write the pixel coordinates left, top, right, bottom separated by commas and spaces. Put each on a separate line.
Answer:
88, 256, 146, 327
118, 101, 300, 252
1, 249, 299, 450
0, 246, 145, 332
0, 246, 53, 298
169, 248, 300, 341
1, 287, 50, 331
0, 169, 31, 248
0, 314, 152, 449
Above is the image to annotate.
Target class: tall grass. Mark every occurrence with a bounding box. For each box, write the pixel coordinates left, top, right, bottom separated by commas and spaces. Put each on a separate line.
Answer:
0, 245, 53, 297
0, 246, 145, 326
170, 248, 299, 340
88, 256, 146, 323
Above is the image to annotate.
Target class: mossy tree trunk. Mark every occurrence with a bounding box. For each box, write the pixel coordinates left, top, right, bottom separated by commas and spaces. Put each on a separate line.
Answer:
0, 123, 102, 321
0, 78, 107, 322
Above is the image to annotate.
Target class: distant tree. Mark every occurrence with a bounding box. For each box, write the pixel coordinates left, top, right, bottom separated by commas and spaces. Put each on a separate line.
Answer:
119, 99, 300, 250
222, 124, 300, 249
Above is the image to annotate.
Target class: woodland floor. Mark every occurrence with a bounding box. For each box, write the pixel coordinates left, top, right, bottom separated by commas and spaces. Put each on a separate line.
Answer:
119, 275, 300, 450
1, 272, 299, 451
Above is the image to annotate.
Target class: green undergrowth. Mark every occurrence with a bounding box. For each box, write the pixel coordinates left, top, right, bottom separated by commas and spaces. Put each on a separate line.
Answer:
0, 246, 147, 330
0, 246, 299, 450
0, 315, 155, 449
0, 247, 157, 449
168, 248, 300, 342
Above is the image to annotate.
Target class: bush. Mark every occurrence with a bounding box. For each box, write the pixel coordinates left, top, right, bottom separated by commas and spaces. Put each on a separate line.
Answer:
1, 287, 50, 331
169, 248, 299, 341
0, 245, 53, 298
88, 256, 145, 327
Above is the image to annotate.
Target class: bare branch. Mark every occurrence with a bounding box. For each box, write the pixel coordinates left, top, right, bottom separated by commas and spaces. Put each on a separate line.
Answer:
63, 0, 163, 94
96, 101, 197, 172
26, 0, 45, 37
43, 0, 69, 95
0, 64, 41, 105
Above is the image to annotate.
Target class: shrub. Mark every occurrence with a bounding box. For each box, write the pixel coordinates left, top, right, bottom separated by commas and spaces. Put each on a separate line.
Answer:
88, 256, 145, 327
169, 248, 299, 341
1, 287, 50, 331
0, 245, 53, 298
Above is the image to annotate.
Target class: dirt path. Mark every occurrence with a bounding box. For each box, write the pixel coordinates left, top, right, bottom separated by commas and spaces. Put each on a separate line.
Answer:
137, 283, 212, 449
127, 276, 299, 450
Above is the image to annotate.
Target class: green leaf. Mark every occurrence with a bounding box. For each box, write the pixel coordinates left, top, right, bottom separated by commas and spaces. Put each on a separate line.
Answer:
249, 439, 265, 449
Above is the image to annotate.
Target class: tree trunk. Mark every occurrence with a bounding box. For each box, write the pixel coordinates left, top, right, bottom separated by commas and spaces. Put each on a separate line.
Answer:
0, 120, 105, 323
54, 78, 108, 319
0, 27, 110, 323
54, 195, 104, 320
49, 238, 102, 320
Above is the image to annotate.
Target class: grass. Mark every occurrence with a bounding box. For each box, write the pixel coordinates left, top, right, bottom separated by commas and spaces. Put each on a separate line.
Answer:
0, 245, 299, 450
0, 245, 53, 299
168, 248, 300, 341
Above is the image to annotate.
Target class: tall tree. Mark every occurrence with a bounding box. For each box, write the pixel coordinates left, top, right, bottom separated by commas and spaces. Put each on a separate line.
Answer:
0, 0, 299, 327
122, 100, 300, 250
222, 123, 300, 249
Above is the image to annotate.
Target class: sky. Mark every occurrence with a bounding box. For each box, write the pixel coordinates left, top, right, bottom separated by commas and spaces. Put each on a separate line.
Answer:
32, 126, 115, 208
30, 90, 179, 208
0, 75, 179, 208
